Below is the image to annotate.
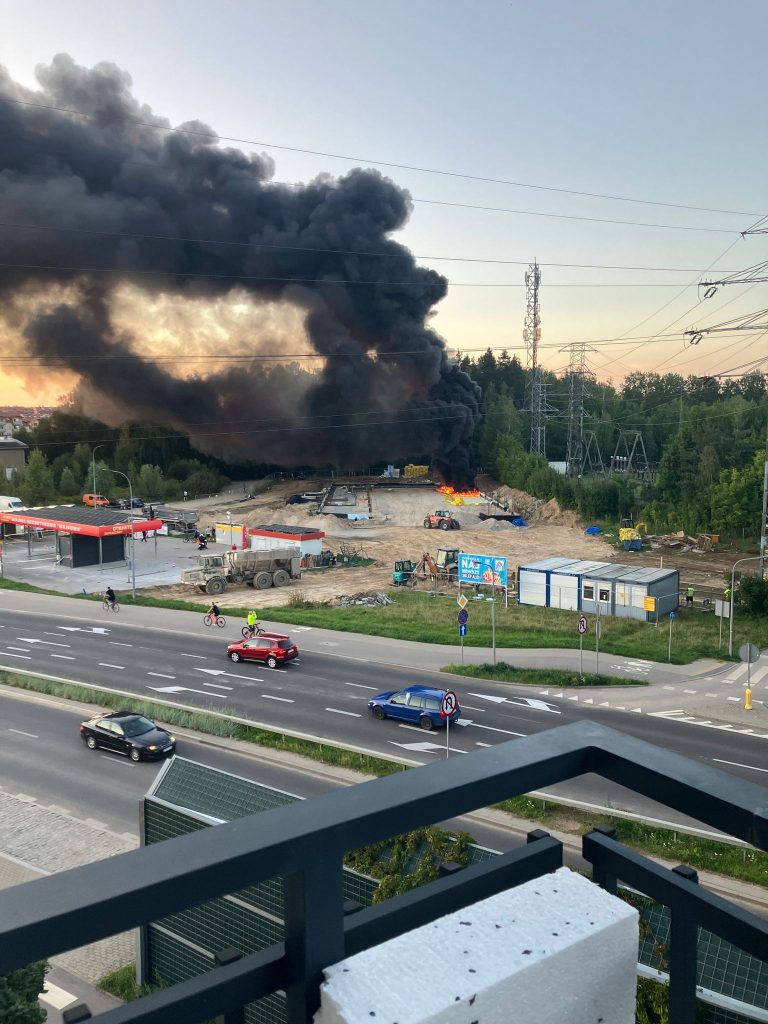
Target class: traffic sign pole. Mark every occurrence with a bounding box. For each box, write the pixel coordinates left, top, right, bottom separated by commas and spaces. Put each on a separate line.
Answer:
577, 615, 587, 681
668, 610, 676, 662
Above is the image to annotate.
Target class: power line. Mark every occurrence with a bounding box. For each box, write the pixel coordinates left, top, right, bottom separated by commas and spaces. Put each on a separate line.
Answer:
0, 219, 740, 273
5, 95, 762, 219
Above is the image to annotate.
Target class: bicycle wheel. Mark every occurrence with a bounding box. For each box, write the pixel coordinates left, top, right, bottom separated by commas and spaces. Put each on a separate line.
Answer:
242, 626, 251, 638
112, 603, 120, 613
203, 614, 213, 627
217, 616, 226, 628
102, 601, 110, 612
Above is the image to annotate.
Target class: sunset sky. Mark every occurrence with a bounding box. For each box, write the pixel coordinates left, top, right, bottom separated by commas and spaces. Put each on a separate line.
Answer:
1, 0, 766, 406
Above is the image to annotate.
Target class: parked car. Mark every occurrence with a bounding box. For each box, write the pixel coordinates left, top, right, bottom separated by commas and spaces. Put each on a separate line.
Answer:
82, 493, 110, 507
116, 497, 145, 509
367, 685, 460, 730
80, 711, 176, 761
226, 633, 299, 669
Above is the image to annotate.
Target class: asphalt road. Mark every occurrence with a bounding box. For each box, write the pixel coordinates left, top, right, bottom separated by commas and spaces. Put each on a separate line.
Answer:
0, 601, 766, 827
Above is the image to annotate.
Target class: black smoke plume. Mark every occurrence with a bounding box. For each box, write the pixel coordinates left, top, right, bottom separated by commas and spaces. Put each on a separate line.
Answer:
0, 55, 480, 484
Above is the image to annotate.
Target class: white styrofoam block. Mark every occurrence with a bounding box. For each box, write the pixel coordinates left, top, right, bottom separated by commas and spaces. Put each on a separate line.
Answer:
314, 867, 638, 1024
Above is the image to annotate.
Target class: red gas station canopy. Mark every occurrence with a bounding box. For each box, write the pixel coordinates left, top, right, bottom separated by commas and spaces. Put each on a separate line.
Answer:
0, 506, 163, 538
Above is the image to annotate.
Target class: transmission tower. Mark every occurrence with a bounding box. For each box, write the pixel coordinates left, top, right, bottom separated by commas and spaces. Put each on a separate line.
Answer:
524, 261, 549, 455
563, 343, 599, 477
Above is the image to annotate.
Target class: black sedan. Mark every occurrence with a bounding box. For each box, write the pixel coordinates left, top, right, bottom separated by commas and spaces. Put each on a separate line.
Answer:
80, 711, 176, 762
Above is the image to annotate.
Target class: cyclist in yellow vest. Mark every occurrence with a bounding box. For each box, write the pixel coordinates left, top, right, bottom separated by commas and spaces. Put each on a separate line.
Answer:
247, 609, 258, 637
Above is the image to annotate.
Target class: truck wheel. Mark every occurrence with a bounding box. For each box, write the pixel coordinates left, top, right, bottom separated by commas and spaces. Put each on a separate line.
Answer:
273, 570, 291, 587
439, 521, 450, 530
255, 572, 272, 590
206, 577, 227, 596
423, 519, 432, 529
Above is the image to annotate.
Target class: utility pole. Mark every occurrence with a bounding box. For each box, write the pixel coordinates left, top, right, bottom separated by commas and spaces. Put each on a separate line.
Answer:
564, 343, 598, 477
762, 418, 768, 576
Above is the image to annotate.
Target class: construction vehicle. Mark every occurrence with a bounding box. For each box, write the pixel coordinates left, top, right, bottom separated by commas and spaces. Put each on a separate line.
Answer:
619, 516, 644, 552
392, 559, 417, 586
181, 547, 301, 596
395, 549, 461, 587
423, 510, 460, 531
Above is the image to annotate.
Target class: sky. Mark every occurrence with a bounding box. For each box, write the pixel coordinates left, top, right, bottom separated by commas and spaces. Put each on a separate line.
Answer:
1, 0, 767, 406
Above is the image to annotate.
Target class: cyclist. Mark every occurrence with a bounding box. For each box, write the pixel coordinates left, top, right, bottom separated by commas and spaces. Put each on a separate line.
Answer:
209, 601, 222, 625
246, 609, 258, 637
105, 586, 116, 610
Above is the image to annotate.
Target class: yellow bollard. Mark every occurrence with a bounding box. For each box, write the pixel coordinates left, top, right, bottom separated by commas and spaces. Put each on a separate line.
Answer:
745, 687, 753, 711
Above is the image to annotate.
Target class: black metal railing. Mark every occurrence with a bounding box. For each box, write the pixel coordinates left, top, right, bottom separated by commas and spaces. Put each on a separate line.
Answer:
0, 720, 766, 1024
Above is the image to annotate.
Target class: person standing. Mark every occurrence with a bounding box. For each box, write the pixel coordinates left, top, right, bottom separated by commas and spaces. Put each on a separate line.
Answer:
685, 584, 694, 607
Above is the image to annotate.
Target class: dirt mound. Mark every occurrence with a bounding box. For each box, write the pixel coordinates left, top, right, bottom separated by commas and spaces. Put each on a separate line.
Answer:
477, 478, 583, 529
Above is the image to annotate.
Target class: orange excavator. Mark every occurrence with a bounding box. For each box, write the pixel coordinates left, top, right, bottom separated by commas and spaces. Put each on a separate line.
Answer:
391, 549, 460, 586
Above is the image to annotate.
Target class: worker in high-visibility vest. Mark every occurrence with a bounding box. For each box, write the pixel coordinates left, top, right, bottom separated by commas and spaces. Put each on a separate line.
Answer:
724, 586, 732, 601
685, 585, 694, 607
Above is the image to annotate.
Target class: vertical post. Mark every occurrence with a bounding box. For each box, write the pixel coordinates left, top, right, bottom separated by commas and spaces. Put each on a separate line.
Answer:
214, 949, 246, 1024
283, 859, 345, 1024
491, 598, 496, 665
445, 715, 450, 759
668, 615, 673, 663
668, 867, 699, 1024
579, 632, 583, 680
461, 631, 464, 666
595, 602, 600, 675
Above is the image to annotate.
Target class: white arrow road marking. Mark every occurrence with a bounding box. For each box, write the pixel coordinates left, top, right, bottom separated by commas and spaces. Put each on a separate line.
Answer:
195, 667, 263, 682
630, 708, 643, 713
59, 626, 111, 634
568, 695, 579, 701
388, 741, 443, 752
261, 694, 294, 703
468, 693, 560, 714
598, 701, 610, 706
325, 708, 361, 718
582, 698, 593, 704
468, 722, 527, 738
148, 685, 226, 698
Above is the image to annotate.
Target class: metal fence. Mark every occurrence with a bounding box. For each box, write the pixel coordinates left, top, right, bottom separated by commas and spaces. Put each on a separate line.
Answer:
0, 720, 766, 1024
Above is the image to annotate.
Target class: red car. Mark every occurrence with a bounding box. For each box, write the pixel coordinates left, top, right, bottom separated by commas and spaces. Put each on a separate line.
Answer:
226, 633, 299, 669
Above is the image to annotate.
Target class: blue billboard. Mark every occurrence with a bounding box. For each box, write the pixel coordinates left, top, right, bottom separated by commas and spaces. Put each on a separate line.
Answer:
458, 553, 508, 589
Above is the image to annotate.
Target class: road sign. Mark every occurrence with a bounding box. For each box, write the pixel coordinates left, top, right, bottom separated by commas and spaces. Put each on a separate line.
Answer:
577, 615, 587, 635
458, 623, 467, 638
457, 594, 468, 610
441, 690, 458, 717
669, 611, 676, 621
458, 608, 468, 625
739, 643, 761, 664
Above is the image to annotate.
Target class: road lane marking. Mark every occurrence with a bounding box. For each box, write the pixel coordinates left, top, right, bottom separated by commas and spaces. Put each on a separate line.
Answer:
148, 672, 176, 679
468, 692, 560, 714
17, 637, 71, 647
683, 689, 697, 695
50, 654, 75, 660
261, 694, 294, 703
344, 682, 377, 690
2, 653, 31, 659
458, 704, 487, 712
8, 728, 39, 738
181, 653, 207, 659
43, 632, 68, 638
99, 756, 135, 768
713, 758, 768, 774
388, 740, 441, 753
99, 663, 125, 670
39, 981, 76, 1010
109, 641, 133, 647
325, 708, 361, 718
7, 646, 31, 652
204, 683, 233, 690
475, 742, 492, 747
468, 722, 527, 738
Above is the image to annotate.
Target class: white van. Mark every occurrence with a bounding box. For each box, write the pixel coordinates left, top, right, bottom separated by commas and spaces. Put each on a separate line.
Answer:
0, 496, 25, 512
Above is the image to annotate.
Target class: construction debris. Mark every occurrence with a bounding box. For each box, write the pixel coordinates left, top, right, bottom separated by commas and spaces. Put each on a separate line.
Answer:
337, 591, 394, 607
648, 531, 719, 554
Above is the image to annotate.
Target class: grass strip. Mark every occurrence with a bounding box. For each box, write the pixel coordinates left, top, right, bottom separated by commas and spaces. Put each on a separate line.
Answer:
0, 669, 402, 778
441, 661, 646, 688
4, 578, 765, 664
2, 667, 765, 889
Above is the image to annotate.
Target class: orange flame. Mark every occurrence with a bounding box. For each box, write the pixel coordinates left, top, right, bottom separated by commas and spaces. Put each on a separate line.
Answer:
437, 485, 481, 498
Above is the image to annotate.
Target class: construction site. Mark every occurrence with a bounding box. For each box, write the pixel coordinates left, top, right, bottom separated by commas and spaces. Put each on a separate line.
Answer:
147, 473, 743, 609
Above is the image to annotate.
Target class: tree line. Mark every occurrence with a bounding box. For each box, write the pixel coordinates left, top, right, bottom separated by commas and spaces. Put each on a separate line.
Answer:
460, 349, 768, 538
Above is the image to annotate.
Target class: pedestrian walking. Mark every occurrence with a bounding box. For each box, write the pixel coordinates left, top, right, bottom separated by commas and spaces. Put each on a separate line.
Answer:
141, 531, 148, 542
685, 585, 694, 607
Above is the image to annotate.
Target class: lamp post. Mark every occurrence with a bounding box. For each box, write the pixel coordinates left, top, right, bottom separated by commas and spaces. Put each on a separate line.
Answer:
728, 555, 763, 656
108, 468, 136, 599
91, 444, 105, 500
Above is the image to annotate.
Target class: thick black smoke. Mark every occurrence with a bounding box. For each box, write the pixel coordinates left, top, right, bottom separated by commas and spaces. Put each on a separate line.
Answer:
0, 55, 480, 483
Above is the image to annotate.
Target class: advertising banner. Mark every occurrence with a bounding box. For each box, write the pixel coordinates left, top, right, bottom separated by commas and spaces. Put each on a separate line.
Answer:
458, 553, 507, 588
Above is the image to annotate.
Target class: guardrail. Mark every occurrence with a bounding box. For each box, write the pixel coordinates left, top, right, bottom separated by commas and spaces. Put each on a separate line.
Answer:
0, 720, 765, 1024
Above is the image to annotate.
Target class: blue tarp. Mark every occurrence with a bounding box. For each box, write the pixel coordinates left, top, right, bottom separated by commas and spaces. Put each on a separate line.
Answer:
585, 525, 602, 535
511, 517, 527, 527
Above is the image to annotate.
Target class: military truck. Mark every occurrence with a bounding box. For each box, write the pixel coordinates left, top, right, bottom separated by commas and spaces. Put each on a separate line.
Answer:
181, 547, 301, 596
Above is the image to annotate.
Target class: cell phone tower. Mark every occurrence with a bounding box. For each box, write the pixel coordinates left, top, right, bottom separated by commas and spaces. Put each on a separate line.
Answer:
524, 260, 548, 455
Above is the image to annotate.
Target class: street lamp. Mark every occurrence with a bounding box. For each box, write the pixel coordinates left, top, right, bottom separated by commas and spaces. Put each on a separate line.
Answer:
728, 554, 764, 656
108, 468, 136, 600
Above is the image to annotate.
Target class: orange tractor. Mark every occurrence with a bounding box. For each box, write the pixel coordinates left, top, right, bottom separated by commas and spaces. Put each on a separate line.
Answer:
423, 510, 460, 531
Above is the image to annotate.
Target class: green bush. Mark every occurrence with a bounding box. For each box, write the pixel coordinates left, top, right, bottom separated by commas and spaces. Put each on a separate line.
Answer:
0, 962, 48, 1024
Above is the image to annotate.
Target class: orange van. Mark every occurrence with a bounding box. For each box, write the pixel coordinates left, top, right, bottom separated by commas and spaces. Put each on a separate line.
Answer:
83, 493, 110, 507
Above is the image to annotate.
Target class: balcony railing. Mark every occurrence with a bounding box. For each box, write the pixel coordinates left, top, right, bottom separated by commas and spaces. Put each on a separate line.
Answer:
0, 720, 766, 1024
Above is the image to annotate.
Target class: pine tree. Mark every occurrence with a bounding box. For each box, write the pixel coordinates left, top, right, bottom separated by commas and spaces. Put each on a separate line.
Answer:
19, 451, 55, 506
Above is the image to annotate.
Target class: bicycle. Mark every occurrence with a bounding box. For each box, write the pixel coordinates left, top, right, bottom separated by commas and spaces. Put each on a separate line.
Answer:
241, 623, 266, 638
204, 613, 226, 628
102, 600, 120, 613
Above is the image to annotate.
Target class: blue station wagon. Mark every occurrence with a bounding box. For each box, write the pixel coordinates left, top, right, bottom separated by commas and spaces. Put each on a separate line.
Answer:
367, 685, 461, 730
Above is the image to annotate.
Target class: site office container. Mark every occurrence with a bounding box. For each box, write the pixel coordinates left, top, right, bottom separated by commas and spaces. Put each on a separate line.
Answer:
581, 564, 635, 616
613, 567, 680, 622
517, 557, 581, 607
547, 560, 613, 611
